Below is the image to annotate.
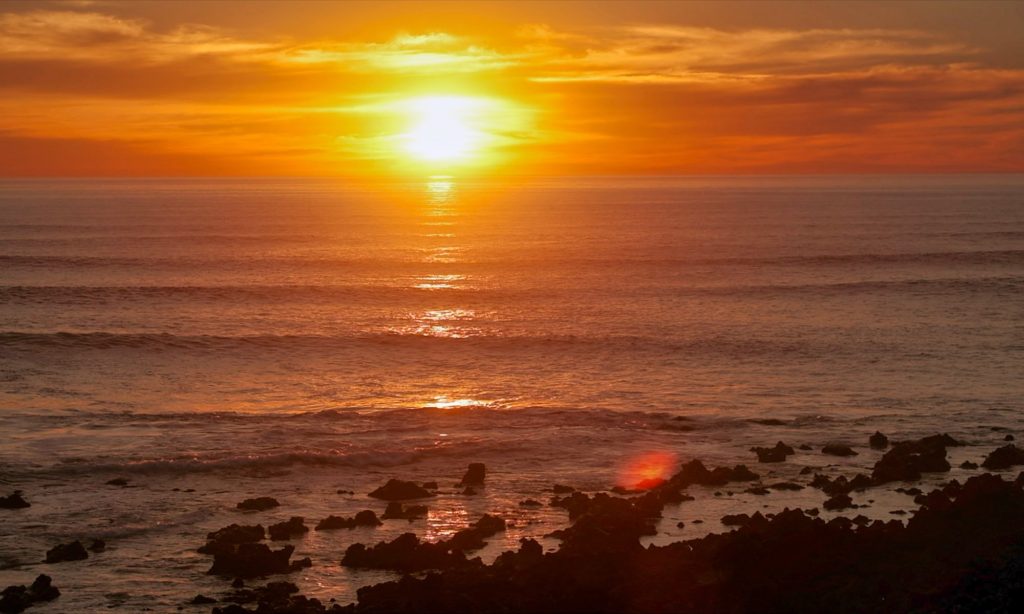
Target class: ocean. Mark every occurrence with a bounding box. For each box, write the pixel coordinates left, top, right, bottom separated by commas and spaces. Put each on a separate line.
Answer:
1, 175, 1022, 610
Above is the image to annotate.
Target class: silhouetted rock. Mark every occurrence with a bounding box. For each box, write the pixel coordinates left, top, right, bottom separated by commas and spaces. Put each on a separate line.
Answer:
823, 493, 854, 510
769, 482, 804, 491
0, 575, 59, 613
869, 431, 889, 449
199, 524, 265, 555
0, 492, 30, 510
316, 511, 381, 530
459, 463, 486, 486
208, 543, 302, 578
341, 533, 470, 573
105, 478, 128, 487
961, 461, 979, 470
44, 541, 88, 564
368, 480, 433, 501
88, 539, 105, 553
519, 499, 542, 507
381, 502, 428, 520
872, 434, 960, 484
190, 594, 216, 604
268, 517, 308, 541
822, 444, 858, 457
552, 484, 575, 494
751, 441, 795, 463
1006, 435, 1016, 442
982, 444, 1024, 470
721, 513, 752, 526
746, 486, 770, 495
236, 497, 280, 512
461, 486, 477, 496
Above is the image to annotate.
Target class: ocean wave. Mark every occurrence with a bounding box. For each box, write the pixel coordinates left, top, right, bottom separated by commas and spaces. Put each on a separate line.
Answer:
2, 249, 1023, 269
1, 275, 1019, 306
0, 330, 854, 358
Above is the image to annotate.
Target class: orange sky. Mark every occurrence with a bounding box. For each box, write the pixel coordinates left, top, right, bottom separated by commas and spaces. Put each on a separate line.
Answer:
1, 0, 1022, 177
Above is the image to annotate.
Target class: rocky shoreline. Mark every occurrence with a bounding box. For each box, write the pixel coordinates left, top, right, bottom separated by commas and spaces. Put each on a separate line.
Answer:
5, 436, 1024, 613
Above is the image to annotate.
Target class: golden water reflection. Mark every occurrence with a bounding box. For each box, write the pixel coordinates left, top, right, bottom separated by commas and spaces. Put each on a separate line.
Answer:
413, 273, 466, 289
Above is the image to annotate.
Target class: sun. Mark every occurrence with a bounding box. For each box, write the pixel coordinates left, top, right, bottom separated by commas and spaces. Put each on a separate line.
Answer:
402, 96, 485, 163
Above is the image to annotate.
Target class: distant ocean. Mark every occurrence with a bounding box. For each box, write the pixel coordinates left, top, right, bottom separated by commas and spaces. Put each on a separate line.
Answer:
1, 176, 1022, 610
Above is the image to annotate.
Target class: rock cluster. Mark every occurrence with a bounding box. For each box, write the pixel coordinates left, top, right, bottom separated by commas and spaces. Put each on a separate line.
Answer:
315, 511, 381, 531
0, 575, 59, 613
751, 441, 795, 463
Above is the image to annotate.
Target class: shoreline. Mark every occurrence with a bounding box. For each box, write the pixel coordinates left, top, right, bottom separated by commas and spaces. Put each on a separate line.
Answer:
5, 435, 1024, 613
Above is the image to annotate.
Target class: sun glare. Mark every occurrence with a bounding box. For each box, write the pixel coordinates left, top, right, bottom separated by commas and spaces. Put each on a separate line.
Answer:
403, 96, 484, 162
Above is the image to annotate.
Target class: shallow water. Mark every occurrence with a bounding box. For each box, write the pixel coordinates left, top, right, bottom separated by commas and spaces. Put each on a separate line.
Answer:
1, 176, 1022, 610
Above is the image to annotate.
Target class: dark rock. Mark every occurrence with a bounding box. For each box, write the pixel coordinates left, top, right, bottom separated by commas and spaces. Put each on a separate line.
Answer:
200, 524, 265, 555
749, 418, 786, 426
769, 482, 804, 491
0, 492, 30, 510
1006, 435, 1016, 442
692, 519, 703, 523
872, 434, 959, 484
208, 543, 301, 578
268, 517, 308, 541
461, 486, 477, 496
982, 444, 1024, 470
231, 578, 245, 589
676, 521, 685, 528
0, 575, 60, 613
961, 461, 979, 470
316, 511, 382, 530
552, 484, 575, 494
751, 442, 795, 463
105, 478, 128, 487
823, 493, 854, 511
822, 444, 858, 457
368, 479, 433, 501
869, 431, 889, 449
336, 489, 354, 495
44, 541, 88, 564
341, 533, 470, 573
721, 513, 752, 526
88, 539, 105, 553
381, 502, 428, 520
519, 499, 543, 507
236, 497, 280, 512
799, 466, 814, 475
191, 594, 217, 604
421, 482, 438, 490
798, 444, 813, 451
745, 487, 770, 495
459, 463, 486, 486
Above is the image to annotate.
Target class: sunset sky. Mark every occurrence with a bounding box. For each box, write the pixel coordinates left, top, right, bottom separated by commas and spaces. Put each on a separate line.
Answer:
1, 0, 1022, 176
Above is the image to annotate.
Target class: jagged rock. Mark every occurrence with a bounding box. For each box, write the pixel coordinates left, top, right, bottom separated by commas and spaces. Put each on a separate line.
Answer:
721, 513, 752, 526
208, 543, 302, 578
982, 444, 1024, 470
872, 434, 960, 484
44, 541, 88, 564
236, 497, 280, 512
0, 492, 30, 510
822, 444, 858, 457
870, 431, 889, 449
341, 533, 470, 573
368, 480, 433, 501
315, 511, 381, 530
823, 493, 854, 511
381, 502, 428, 520
0, 575, 60, 613
268, 517, 308, 541
459, 463, 486, 486
811, 473, 872, 495
751, 442, 795, 463
199, 524, 265, 555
